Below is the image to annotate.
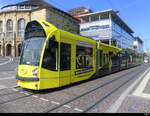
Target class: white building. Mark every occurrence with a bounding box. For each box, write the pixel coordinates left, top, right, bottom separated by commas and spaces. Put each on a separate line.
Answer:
133, 37, 143, 53
80, 9, 135, 49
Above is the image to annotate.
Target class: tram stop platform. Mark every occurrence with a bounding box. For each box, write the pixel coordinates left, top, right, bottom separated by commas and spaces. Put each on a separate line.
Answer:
107, 67, 150, 113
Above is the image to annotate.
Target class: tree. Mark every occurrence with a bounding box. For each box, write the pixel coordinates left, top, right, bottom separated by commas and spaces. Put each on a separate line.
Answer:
62, 22, 75, 33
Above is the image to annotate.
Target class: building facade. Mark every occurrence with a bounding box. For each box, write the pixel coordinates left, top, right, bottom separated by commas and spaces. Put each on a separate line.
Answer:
68, 7, 93, 22
0, 0, 80, 57
80, 9, 135, 49
133, 37, 143, 54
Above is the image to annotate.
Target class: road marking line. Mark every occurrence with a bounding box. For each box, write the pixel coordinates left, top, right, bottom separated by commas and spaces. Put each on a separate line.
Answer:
20, 91, 24, 94
40, 98, 49, 102
107, 67, 150, 113
0, 85, 8, 90
74, 108, 83, 112
51, 101, 60, 105
24, 93, 30, 95
0, 57, 13, 66
133, 68, 150, 97
139, 93, 150, 99
12, 89, 19, 91
63, 105, 71, 109
10, 85, 18, 88
32, 95, 38, 98
57, 111, 63, 113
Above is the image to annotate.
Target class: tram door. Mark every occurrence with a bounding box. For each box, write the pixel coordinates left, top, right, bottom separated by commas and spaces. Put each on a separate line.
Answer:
59, 42, 71, 86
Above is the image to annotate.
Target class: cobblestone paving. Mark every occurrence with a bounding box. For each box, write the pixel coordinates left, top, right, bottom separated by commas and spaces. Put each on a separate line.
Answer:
0, 57, 150, 113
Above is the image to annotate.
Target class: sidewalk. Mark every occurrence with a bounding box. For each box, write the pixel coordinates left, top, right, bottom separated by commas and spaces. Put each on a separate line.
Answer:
116, 67, 150, 113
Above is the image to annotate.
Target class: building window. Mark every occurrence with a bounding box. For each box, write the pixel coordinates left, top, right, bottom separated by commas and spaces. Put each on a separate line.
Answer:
6, 19, 13, 38
80, 25, 110, 32
0, 21, 2, 32
0, 21, 2, 38
7, 19, 13, 31
91, 15, 99, 21
25, 5, 30, 9
19, 5, 25, 9
18, 19, 25, 38
31, 5, 38, 9
101, 13, 109, 20
0, 45, 2, 56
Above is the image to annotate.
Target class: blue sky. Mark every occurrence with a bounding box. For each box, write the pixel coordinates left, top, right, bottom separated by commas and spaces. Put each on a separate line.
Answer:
0, 0, 150, 52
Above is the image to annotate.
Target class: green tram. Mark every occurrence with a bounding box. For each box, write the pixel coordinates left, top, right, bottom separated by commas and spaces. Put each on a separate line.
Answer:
16, 20, 141, 90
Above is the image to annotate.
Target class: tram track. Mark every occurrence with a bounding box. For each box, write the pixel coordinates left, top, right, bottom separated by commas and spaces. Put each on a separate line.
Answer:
0, 93, 36, 105
0, 64, 148, 113
83, 66, 150, 112
0, 87, 36, 105
42, 64, 149, 113
0, 87, 22, 97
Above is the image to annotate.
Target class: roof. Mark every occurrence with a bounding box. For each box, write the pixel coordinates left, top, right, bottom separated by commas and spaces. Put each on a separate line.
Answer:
1, 0, 80, 22
68, 6, 93, 16
1, 0, 50, 9
80, 9, 134, 34
79, 9, 113, 17
134, 37, 143, 44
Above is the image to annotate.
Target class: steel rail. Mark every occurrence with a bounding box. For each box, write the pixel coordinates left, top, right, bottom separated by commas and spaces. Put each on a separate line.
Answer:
0, 91, 23, 97
0, 93, 35, 105
43, 65, 145, 113
83, 66, 149, 112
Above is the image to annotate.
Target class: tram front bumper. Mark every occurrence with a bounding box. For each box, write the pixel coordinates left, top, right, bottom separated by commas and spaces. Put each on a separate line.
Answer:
16, 75, 39, 81
16, 75, 39, 90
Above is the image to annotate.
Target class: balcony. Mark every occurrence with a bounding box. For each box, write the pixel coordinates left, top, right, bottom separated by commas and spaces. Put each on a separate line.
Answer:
80, 28, 111, 40
6, 32, 14, 39
0, 32, 24, 41
0, 4, 40, 13
16, 31, 24, 41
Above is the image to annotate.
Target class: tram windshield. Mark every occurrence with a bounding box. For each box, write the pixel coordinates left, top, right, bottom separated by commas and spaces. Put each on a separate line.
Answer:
20, 37, 45, 66
20, 21, 46, 66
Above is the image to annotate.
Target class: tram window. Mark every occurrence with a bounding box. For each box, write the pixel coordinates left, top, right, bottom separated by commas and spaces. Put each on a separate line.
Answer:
100, 50, 103, 67
42, 39, 58, 71
106, 54, 108, 63
76, 46, 93, 69
103, 54, 105, 65
25, 21, 46, 39
60, 43, 71, 71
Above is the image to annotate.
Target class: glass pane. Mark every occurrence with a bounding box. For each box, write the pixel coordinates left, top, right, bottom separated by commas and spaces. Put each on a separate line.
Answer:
76, 46, 93, 69
42, 39, 58, 71
7, 20, 13, 31
20, 37, 45, 66
60, 43, 71, 71
18, 19, 25, 30
100, 50, 103, 67
25, 21, 45, 39
0, 21, 2, 32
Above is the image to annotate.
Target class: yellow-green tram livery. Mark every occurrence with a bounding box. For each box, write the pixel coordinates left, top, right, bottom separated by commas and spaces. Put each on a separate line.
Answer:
16, 20, 122, 90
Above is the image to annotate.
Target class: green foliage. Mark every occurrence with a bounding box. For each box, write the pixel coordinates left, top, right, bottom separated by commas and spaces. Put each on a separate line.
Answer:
122, 48, 136, 56
62, 22, 75, 33
143, 52, 150, 59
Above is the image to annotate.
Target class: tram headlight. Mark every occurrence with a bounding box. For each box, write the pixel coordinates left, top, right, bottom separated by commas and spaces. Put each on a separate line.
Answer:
32, 68, 39, 77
